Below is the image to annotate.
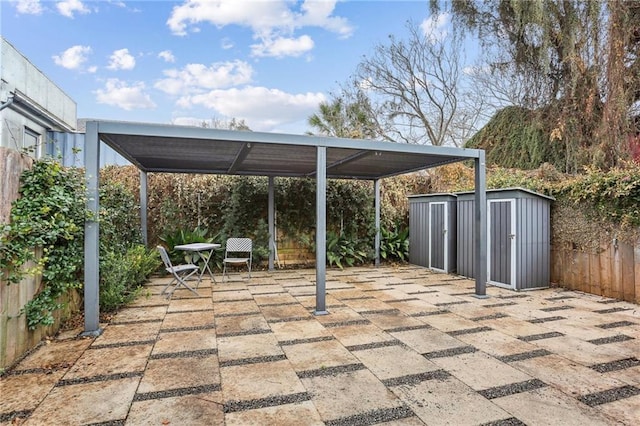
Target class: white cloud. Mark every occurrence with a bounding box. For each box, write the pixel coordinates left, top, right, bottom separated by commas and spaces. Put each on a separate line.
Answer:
154, 60, 253, 96
166, 0, 353, 58
52, 45, 92, 70
421, 12, 450, 42
107, 48, 136, 70
158, 50, 176, 63
15, 0, 43, 14
251, 35, 314, 58
175, 86, 325, 131
57, 0, 90, 18
95, 79, 156, 110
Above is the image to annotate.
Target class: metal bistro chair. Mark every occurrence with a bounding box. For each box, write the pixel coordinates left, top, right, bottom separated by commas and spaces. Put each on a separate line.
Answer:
157, 245, 200, 298
222, 238, 252, 281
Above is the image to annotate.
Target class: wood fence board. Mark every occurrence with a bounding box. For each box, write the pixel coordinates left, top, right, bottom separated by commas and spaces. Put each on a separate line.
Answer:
635, 239, 640, 304
620, 241, 635, 302
599, 244, 612, 298
589, 252, 602, 296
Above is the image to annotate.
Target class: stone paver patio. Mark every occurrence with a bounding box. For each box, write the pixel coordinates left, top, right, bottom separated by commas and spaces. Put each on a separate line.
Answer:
1, 265, 639, 425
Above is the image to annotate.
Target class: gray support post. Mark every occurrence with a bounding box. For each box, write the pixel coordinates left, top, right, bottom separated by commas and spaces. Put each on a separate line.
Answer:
315, 146, 328, 315
82, 122, 102, 336
374, 179, 381, 267
268, 176, 275, 271
474, 151, 488, 298
140, 170, 148, 247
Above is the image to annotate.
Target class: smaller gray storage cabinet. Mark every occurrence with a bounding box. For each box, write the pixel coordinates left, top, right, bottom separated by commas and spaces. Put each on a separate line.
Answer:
408, 193, 457, 273
456, 188, 553, 290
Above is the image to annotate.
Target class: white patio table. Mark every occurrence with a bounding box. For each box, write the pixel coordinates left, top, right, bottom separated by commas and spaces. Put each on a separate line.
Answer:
174, 242, 221, 284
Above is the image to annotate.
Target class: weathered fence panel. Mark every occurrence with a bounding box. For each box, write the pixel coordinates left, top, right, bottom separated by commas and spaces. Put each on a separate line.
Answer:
551, 238, 640, 304
0, 147, 80, 370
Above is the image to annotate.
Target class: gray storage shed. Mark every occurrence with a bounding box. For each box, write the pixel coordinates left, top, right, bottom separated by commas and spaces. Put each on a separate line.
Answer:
408, 193, 457, 273
456, 188, 553, 290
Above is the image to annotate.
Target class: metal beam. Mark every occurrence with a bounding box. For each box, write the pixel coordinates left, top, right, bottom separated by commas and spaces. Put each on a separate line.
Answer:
374, 179, 381, 267
140, 170, 148, 247
307, 150, 373, 177
474, 151, 488, 298
228, 142, 252, 173
82, 121, 102, 336
268, 176, 275, 271
315, 146, 328, 315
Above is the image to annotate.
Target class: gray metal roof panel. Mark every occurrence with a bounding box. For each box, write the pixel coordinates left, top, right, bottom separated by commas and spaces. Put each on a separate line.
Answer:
92, 120, 482, 179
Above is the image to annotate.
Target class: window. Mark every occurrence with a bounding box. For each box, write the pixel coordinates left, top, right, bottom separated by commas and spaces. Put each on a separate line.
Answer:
23, 127, 40, 157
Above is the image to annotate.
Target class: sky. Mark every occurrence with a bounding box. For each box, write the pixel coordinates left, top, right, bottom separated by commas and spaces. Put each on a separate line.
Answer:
1, 0, 448, 135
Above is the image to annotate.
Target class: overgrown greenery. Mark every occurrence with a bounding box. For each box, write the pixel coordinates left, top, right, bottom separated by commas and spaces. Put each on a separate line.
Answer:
380, 224, 409, 262
98, 180, 160, 312
0, 159, 159, 328
0, 159, 85, 329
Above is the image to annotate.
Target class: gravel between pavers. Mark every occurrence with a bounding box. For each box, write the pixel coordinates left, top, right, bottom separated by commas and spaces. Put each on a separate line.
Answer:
89, 340, 156, 349
278, 336, 335, 346
480, 417, 527, 426
590, 358, 640, 373
498, 349, 552, 363
422, 346, 478, 359
482, 302, 517, 308
587, 334, 634, 345
540, 305, 575, 312
150, 348, 217, 360
159, 324, 216, 333
57, 371, 143, 387
385, 324, 432, 333
133, 384, 221, 401
381, 369, 451, 387
324, 406, 416, 426
223, 392, 311, 413
593, 307, 631, 314
345, 339, 403, 352
527, 316, 566, 323
297, 363, 367, 378
471, 313, 509, 321
323, 319, 370, 328
219, 354, 287, 367
478, 379, 547, 399
447, 326, 493, 336
597, 321, 636, 329
577, 385, 640, 407
518, 331, 564, 342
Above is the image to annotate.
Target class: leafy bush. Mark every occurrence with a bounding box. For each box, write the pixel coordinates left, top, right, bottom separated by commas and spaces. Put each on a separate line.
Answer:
380, 224, 409, 262
160, 226, 216, 265
100, 245, 160, 312
0, 159, 85, 328
326, 231, 372, 268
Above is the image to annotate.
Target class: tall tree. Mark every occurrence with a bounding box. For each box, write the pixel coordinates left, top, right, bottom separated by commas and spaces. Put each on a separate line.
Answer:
307, 96, 379, 139
351, 18, 475, 146
438, 0, 640, 172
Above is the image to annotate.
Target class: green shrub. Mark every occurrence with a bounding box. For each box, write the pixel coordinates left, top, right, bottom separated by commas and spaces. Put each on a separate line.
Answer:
100, 245, 160, 312
326, 231, 372, 269
380, 224, 409, 262
0, 159, 85, 328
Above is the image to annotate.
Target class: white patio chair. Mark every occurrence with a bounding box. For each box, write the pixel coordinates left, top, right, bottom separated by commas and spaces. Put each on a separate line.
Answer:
222, 238, 252, 281
157, 245, 200, 298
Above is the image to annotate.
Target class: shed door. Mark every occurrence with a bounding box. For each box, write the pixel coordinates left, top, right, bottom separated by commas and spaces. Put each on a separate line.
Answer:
488, 199, 516, 288
429, 202, 448, 271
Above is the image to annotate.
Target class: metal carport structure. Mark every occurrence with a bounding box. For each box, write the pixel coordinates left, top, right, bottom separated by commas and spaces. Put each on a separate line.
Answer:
82, 120, 488, 335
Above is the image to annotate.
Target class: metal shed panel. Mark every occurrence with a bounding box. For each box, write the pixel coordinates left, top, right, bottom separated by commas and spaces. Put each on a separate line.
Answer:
408, 194, 457, 273
456, 194, 475, 278
409, 201, 428, 266
456, 188, 553, 290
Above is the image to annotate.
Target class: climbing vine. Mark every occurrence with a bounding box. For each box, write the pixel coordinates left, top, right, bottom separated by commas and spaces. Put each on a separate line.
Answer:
0, 159, 86, 329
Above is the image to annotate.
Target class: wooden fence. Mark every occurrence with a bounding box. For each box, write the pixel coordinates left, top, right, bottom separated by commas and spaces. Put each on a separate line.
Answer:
0, 147, 80, 370
551, 239, 640, 304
